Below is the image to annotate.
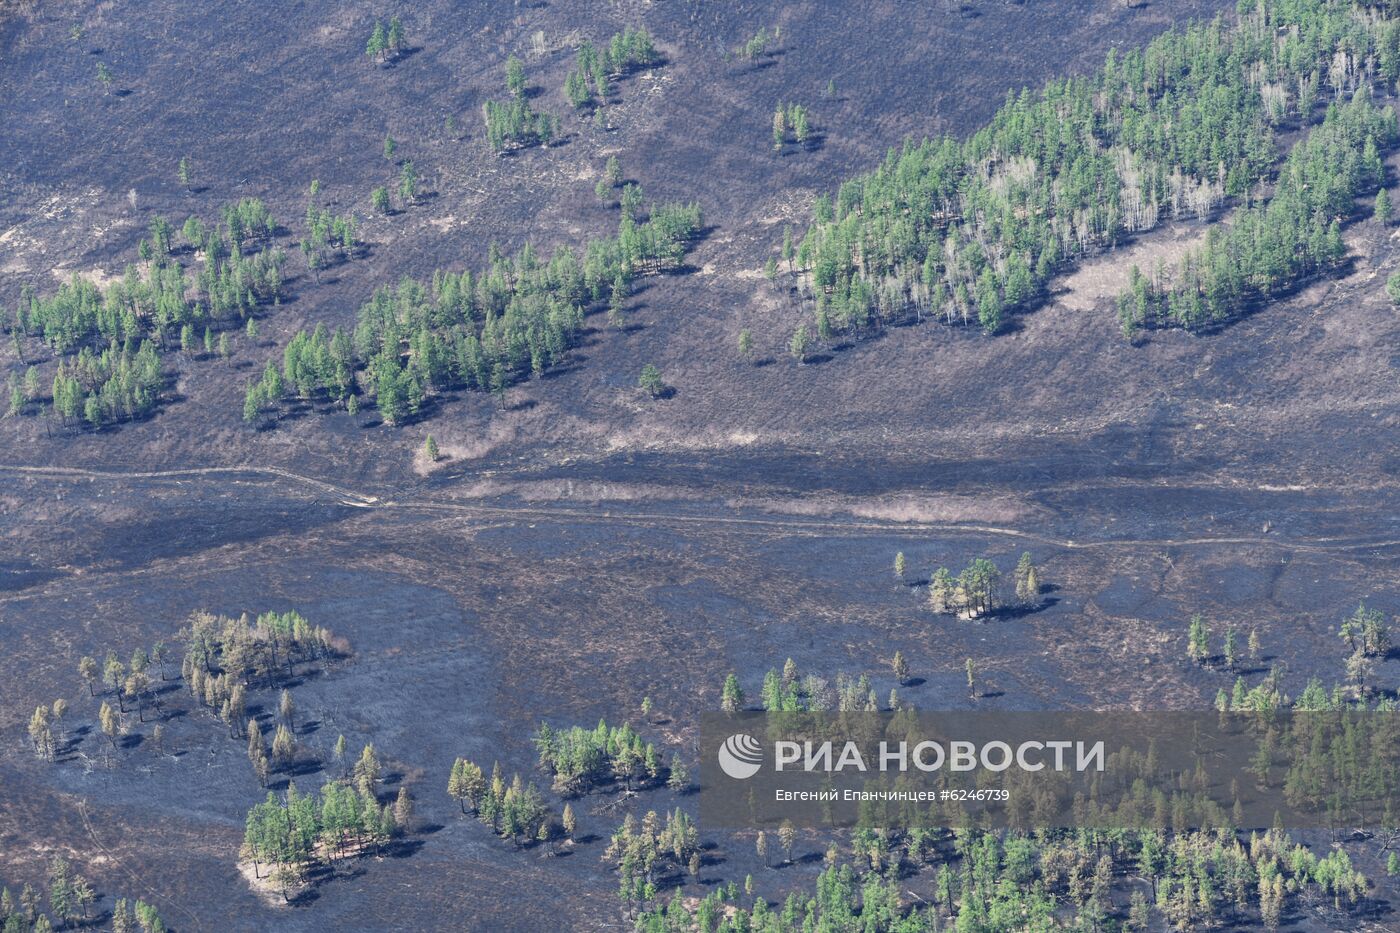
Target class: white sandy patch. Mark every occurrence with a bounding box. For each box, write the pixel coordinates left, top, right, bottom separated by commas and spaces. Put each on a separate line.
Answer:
1057, 223, 1209, 312
51, 266, 120, 290
748, 493, 1032, 526
604, 426, 767, 452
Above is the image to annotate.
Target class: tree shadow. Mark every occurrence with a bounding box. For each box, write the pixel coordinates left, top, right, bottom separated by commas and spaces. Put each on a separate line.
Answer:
735, 58, 778, 75
540, 361, 586, 380
388, 838, 425, 858
989, 597, 1059, 620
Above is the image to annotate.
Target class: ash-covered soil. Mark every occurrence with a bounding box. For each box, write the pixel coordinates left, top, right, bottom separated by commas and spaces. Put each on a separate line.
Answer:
3, 0, 1400, 930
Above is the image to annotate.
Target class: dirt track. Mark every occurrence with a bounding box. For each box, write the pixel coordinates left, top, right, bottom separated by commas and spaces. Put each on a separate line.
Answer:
3, 462, 1399, 555
4, 0, 1399, 928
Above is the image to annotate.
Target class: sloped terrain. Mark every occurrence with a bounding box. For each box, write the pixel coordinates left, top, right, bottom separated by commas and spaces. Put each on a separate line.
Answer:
3, 1, 1400, 930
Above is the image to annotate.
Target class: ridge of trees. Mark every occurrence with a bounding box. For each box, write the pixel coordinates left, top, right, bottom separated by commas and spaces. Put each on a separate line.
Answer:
1119, 93, 1395, 333
254, 200, 702, 426
784, 0, 1400, 342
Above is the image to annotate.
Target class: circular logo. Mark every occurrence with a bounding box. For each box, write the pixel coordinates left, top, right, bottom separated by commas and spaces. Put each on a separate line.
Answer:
717, 733, 763, 780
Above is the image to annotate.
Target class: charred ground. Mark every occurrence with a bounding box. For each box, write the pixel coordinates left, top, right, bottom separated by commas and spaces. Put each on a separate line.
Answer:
2, 0, 1400, 931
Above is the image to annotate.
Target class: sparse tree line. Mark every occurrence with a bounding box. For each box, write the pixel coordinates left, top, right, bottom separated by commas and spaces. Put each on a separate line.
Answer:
36, 640, 180, 764
27, 610, 343, 774
1, 856, 165, 933
1186, 612, 1264, 673
251, 198, 701, 426
719, 658, 910, 716
634, 823, 1374, 932
782, 0, 1400, 346
1190, 602, 1395, 705
564, 27, 659, 114
5, 196, 285, 428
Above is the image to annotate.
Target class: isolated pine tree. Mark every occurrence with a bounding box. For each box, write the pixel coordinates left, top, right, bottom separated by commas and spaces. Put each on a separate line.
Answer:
789, 324, 809, 363
506, 55, 525, 97
366, 22, 386, 62
1187, 614, 1210, 664
387, 17, 405, 57
667, 753, 688, 791
720, 673, 744, 713
638, 364, 664, 398
737, 329, 754, 361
